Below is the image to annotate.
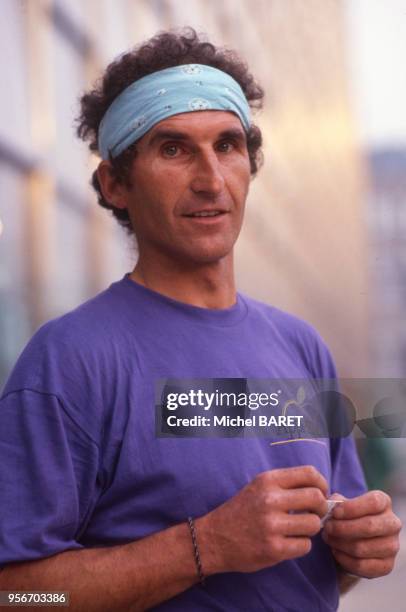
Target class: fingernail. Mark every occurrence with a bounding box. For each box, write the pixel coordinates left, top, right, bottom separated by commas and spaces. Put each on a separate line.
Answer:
334, 505, 344, 518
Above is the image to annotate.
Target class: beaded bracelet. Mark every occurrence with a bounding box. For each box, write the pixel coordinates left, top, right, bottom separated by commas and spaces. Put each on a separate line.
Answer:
187, 516, 206, 587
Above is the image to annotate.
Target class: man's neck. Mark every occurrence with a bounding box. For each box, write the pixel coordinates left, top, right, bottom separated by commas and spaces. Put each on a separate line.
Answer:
129, 255, 237, 310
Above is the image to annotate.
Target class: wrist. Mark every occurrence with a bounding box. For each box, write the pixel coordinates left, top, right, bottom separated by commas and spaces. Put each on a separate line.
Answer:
187, 517, 206, 586
193, 513, 225, 577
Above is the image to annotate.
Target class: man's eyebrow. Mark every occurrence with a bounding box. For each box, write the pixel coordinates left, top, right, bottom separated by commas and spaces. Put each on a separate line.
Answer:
217, 128, 247, 143
147, 127, 247, 147
148, 130, 190, 147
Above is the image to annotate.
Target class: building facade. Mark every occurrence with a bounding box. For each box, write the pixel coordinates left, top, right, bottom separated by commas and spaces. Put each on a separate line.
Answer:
0, 0, 369, 384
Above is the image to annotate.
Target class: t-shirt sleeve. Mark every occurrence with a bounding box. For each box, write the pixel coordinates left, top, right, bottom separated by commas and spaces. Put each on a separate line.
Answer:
302, 326, 368, 498
0, 389, 101, 567
330, 435, 368, 498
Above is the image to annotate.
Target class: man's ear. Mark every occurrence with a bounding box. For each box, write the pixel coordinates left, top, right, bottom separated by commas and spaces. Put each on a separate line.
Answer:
96, 161, 128, 210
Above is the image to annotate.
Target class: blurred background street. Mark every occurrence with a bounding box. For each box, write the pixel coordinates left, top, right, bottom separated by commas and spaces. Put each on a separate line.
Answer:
1, 1, 406, 608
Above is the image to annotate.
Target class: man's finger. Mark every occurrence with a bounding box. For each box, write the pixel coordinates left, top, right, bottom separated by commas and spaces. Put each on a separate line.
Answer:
332, 549, 395, 579
278, 536, 313, 561
332, 490, 391, 520
324, 513, 402, 539
272, 465, 328, 496
324, 534, 400, 559
281, 512, 322, 537
277, 487, 328, 517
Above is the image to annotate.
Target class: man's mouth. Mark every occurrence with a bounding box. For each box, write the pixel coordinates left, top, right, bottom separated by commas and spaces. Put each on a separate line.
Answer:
183, 210, 228, 218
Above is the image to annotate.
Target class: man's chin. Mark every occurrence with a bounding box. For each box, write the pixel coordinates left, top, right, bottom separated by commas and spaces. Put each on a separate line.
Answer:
177, 245, 233, 267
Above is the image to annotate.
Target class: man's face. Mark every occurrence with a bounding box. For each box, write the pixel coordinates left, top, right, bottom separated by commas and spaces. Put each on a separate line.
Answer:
121, 110, 251, 266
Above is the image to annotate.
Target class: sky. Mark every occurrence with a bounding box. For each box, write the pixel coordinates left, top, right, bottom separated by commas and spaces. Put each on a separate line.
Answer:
344, 0, 406, 149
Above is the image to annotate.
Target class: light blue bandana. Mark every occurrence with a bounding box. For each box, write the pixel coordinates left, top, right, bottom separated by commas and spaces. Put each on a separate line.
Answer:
98, 64, 251, 160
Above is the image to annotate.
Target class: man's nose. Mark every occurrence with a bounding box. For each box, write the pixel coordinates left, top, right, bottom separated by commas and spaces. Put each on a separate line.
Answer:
190, 151, 225, 196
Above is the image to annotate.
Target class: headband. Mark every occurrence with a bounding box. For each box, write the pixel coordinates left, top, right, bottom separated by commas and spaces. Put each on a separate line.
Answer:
98, 64, 251, 160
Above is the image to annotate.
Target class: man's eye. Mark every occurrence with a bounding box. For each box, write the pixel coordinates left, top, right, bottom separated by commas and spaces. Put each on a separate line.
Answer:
162, 144, 181, 157
217, 141, 234, 153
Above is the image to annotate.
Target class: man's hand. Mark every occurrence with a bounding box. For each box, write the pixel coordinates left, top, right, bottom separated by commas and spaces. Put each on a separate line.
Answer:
197, 465, 329, 574
322, 491, 402, 579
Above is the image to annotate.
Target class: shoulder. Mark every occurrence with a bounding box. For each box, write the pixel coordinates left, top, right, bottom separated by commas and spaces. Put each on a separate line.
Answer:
10, 284, 114, 362
242, 293, 323, 342
42, 278, 132, 344
1, 279, 135, 398
241, 294, 337, 378
1, 280, 134, 441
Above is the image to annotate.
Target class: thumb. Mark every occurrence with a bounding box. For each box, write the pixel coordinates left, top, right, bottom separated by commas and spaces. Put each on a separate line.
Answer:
321, 493, 347, 528
329, 492, 347, 519
330, 492, 346, 502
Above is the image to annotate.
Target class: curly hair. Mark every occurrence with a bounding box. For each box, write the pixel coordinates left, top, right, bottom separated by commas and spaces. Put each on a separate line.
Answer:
76, 27, 264, 234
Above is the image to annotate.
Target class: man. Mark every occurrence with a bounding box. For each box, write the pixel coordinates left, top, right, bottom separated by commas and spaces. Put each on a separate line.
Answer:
0, 28, 401, 611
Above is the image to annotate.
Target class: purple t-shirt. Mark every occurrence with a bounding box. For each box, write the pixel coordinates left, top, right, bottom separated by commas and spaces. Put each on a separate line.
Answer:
0, 276, 366, 611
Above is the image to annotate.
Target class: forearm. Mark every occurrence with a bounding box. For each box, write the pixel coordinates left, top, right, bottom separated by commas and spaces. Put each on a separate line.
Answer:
0, 517, 216, 612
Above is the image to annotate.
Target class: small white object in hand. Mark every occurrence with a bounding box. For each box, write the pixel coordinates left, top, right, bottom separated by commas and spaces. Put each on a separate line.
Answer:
321, 499, 344, 527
